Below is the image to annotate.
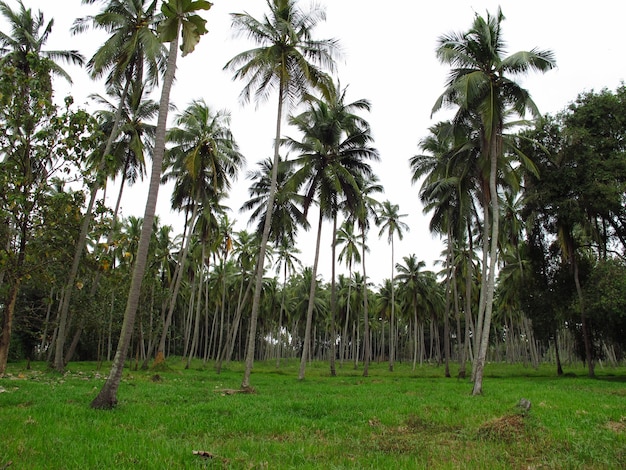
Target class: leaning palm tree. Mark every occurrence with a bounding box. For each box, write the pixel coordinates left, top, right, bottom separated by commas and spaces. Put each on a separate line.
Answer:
433, 7, 555, 395
91, 0, 212, 409
224, 0, 339, 389
375, 200, 409, 372
56, 0, 165, 372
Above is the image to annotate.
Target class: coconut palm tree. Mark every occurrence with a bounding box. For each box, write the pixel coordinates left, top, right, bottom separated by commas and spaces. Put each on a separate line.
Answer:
433, 7, 555, 395
241, 156, 308, 245
353, 174, 383, 376
91, 0, 211, 409
57, 0, 165, 372
335, 219, 362, 364
224, 0, 338, 389
156, 99, 244, 364
0, 0, 83, 83
376, 200, 409, 372
396, 255, 429, 369
90, 81, 158, 226
285, 81, 378, 380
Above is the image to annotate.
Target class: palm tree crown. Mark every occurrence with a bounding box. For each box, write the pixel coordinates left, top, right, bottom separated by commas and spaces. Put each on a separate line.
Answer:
224, 0, 339, 107
0, 0, 84, 84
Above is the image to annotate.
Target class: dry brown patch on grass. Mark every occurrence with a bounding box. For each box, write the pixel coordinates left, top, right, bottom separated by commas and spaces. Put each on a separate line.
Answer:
606, 417, 626, 433
368, 414, 462, 455
477, 414, 526, 442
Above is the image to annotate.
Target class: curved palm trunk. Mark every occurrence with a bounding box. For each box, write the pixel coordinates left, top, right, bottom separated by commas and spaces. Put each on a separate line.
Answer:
91, 32, 179, 409
241, 81, 285, 389
472, 135, 501, 395
298, 211, 324, 380
472, 190, 490, 381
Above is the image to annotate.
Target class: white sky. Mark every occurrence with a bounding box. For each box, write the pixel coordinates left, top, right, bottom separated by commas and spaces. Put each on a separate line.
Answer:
6, 0, 626, 284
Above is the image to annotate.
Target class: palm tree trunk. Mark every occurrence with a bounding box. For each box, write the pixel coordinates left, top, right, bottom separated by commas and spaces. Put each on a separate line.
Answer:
155, 198, 199, 364
341, 270, 352, 367
276, 263, 287, 368
91, 31, 179, 409
389, 238, 395, 372
298, 211, 324, 380
54, 77, 133, 372
472, 136, 501, 395
361, 230, 370, 377
329, 214, 338, 376
241, 80, 286, 390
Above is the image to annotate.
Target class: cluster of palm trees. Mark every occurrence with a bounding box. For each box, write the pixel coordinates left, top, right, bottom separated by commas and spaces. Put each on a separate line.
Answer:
19, 0, 626, 408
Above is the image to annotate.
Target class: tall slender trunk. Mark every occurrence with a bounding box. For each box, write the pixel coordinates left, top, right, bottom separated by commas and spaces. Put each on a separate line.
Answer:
412, 300, 418, 370
329, 214, 338, 376
388, 238, 395, 372
276, 262, 287, 368
472, 192, 490, 381
91, 32, 179, 409
55, 78, 133, 372
155, 199, 199, 364
472, 134, 501, 395
298, 211, 324, 380
216, 273, 253, 372
443, 230, 453, 378
241, 80, 285, 389
361, 229, 370, 377
186, 245, 205, 368
340, 268, 352, 367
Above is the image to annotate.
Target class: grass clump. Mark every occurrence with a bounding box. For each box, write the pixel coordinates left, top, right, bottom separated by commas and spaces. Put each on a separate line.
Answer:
1, 360, 626, 469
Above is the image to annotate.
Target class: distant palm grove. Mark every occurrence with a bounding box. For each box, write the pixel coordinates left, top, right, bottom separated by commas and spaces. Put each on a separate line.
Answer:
2, 0, 626, 406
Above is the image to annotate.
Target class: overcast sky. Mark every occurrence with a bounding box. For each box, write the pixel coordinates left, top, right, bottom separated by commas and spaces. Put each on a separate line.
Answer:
6, 0, 626, 284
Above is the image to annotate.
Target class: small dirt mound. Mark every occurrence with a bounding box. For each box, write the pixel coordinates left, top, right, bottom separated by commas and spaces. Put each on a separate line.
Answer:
478, 414, 526, 442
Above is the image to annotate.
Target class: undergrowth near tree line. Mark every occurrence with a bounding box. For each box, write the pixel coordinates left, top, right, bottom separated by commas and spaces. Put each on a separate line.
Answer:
1, 360, 625, 469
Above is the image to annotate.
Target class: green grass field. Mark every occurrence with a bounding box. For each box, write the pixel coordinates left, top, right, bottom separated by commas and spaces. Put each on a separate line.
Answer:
1, 359, 625, 469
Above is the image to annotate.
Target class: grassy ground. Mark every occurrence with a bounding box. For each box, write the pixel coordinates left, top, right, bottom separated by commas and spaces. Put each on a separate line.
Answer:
1, 359, 625, 469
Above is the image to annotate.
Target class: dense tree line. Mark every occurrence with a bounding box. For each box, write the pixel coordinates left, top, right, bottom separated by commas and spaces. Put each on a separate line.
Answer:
1, 1, 626, 405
